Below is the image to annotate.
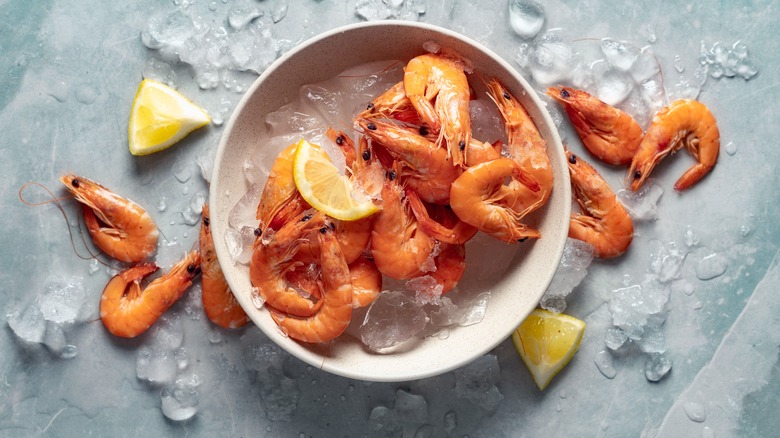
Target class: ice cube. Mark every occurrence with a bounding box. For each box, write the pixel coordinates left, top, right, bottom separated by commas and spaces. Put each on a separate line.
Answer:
600, 39, 639, 71
529, 33, 573, 85
143, 58, 178, 89
540, 238, 594, 313
508, 0, 545, 40
629, 47, 660, 83
148, 314, 184, 351
360, 291, 428, 351
426, 296, 463, 328
595, 65, 634, 106
141, 11, 196, 53
227, 4, 263, 30
469, 99, 505, 144
136, 347, 178, 386
648, 240, 685, 283
368, 405, 401, 433
197, 153, 214, 183
160, 374, 200, 421
454, 355, 503, 411
594, 350, 617, 379
394, 389, 428, 424
43, 321, 75, 358
7, 302, 46, 344
406, 275, 444, 305
355, 0, 397, 21
458, 292, 490, 327
37, 279, 87, 324
604, 327, 628, 351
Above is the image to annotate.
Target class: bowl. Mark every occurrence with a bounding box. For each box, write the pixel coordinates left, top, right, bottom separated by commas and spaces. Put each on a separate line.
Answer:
210, 21, 570, 382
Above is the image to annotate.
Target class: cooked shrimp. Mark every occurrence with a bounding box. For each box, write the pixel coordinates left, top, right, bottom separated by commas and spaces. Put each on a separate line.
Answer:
404, 51, 471, 166
250, 210, 328, 317
627, 99, 719, 191
486, 79, 553, 214
358, 81, 421, 124
406, 189, 477, 245
547, 86, 643, 166
370, 166, 436, 279
348, 256, 382, 308
100, 251, 200, 338
326, 128, 357, 172
295, 216, 374, 265
450, 158, 542, 244
200, 205, 249, 329
357, 118, 461, 205
465, 138, 502, 167
270, 225, 354, 343
60, 173, 158, 263
427, 242, 466, 294
256, 143, 309, 234
567, 150, 634, 258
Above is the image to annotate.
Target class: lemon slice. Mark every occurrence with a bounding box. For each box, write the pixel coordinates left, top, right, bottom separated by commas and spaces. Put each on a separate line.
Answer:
512, 309, 586, 390
128, 79, 210, 156
293, 138, 379, 221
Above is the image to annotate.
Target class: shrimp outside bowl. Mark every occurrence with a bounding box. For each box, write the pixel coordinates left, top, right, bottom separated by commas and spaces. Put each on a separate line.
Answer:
210, 21, 570, 382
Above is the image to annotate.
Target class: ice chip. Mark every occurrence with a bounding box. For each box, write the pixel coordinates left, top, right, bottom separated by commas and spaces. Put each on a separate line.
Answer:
394, 389, 428, 424
604, 327, 629, 351
160, 375, 200, 421
141, 11, 196, 52
355, 0, 397, 21
644, 353, 672, 382
458, 292, 490, 327
695, 252, 729, 280
454, 355, 503, 411
271, 2, 288, 23
227, 4, 262, 30
600, 39, 639, 71
7, 303, 46, 344
508, 0, 545, 40
427, 296, 463, 328
638, 323, 667, 353
37, 279, 87, 324
541, 238, 594, 313
443, 410, 457, 435
243, 341, 285, 372
368, 405, 401, 433
136, 347, 178, 386
42, 321, 70, 357
148, 314, 184, 351
630, 47, 660, 83
360, 291, 428, 351
529, 36, 573, 85
594, 350, 617, 379
406, 275, 444, 305
257, 368, 300, 421
617, 181, 663, 221
143, 58, 178, 88
648, 240, 685, 283
595, 66, 634, 106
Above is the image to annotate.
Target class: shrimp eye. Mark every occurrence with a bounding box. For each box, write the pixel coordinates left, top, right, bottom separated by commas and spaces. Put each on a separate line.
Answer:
568, 154, 577, 164
302, 213, 313, 222
203, 217, 210, 226
187, 264, 196, 274
459, 141, 466, 151
419, 127, 429, 136
367, 122, 377, 131
561, 88, 570, 99
517, 237, 528, 243
71, 178, 80, 188
388, 170, 397, 181
362, 150, 371, 161
634, 171, 642, 179
319, 226, 329, 234
254, 228, 262, 237
336, 135, 344, 145
502, 91, 510, 100
367, 102, 374, 110
329, 221, 336, 230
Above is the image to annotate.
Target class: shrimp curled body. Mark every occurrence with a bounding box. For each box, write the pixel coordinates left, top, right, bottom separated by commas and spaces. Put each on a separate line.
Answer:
567, 150, 634, 258
100, 251, 201, 338
60, 173, 158, 263
628, 99, 720, 191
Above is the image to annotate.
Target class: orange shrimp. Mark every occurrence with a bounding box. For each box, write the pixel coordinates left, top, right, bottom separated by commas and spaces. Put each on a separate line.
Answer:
567, 150, 634, 258
465, 138, 502, 167
326, 128, 357, 172
357, 118, 462, 205
200, 205, 249, 329
547, 86, 643, 166
404, 50, 471, 166
370, 166, 436, 279
250, 210, 328, 317
100, 251, 200, 338
294, 216, 374, 265
358, 81, 421, 124
348, 256, 383, 308
407, 189, 477, 245
60, 173, 158, 263
449, 158, 542, 244
486, 79, 553, 214
427, 242, 466, 294
256, 143, 309, 234
627, 99, 719, 191
269, 225, 354, 343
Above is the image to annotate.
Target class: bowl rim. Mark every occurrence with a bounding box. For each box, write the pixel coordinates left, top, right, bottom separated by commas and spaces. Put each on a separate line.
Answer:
210, 20, 570, 382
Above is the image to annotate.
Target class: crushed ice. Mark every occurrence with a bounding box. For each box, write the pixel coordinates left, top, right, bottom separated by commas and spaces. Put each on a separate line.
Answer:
540, 238, 594, 313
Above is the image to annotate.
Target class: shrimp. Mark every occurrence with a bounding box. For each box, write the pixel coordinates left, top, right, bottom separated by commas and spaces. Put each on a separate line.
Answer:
294, 216, 374, 265
449, 158, 542, 244
566, 150, 634, 258
357, 118, 461, 205
200, 205, 249, 329
326, 128, 357, 172
627, 99, 719, 191
358, 81, 421, 124
250, 210, 328, 317
486, 79, 553, 214
100, 251, 200, 338
256, 143, 309, 234
465, 138, 502, 167
348, 256, 383, 308
269, 225, 353, 343
370, 166, 436, 279
404, 50, 471, 166
406, 189, 477, 245
426, 242, 466, 295
546, 86, 643, 166
60, 173, 158, 263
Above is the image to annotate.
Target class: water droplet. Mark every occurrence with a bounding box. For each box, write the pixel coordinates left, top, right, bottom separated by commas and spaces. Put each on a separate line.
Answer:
74, 85, 97, 104
48, 81, 69, 102
724, 141, 737, 155
695, 253, 728, 280
683, 401, 706, 422
594, 350, 616, 379
674, 55, 685, 73
508, 0, 545, 40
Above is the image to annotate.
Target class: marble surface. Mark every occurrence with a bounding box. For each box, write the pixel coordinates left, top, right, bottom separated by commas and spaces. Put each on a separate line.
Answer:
1, 0, 779, 436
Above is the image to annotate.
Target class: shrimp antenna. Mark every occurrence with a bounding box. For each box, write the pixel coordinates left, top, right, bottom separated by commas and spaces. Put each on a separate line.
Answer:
18, 181, 111, 266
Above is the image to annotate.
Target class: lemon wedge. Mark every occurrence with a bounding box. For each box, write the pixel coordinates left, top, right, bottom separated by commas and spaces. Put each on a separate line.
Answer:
512, 308, 586, 390
128, 79, 210, 156
293, 138, 379, 221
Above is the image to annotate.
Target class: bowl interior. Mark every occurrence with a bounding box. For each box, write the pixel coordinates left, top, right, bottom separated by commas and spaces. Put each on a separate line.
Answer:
210, 21, 570, 382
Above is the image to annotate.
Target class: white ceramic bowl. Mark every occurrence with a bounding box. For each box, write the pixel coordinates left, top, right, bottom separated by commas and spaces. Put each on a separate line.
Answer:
211, 21, 570, 382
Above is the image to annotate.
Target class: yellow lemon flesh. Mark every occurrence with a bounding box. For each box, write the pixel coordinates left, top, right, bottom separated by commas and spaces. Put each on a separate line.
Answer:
293, 139, 379, 221
128, 79, 210, 156
512, 308, 586, 390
